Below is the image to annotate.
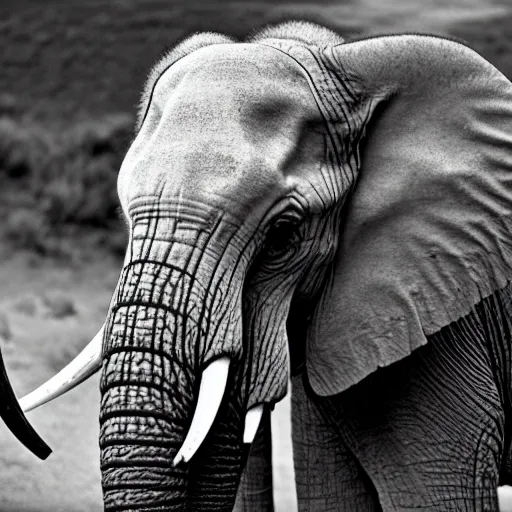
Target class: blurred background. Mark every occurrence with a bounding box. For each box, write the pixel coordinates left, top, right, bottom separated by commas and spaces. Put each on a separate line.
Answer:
1, 0, 512, 510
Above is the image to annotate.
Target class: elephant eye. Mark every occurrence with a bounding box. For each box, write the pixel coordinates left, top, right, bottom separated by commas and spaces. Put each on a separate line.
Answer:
264, 220, 302, 260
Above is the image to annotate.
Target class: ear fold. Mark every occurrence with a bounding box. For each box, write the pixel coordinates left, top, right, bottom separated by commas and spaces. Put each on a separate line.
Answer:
306, 35, 512, 396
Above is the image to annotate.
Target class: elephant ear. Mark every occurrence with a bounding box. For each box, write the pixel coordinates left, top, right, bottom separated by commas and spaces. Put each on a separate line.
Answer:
306, 35, 512, 396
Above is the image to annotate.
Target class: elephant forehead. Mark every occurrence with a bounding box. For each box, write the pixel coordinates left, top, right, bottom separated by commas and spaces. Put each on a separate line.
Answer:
149, 43, 319, 133
118, 44, 321, 220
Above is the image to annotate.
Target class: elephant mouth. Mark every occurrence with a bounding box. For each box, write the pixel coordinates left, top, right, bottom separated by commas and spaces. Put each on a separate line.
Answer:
171, 356, 264, 466
0, 341, 51, 460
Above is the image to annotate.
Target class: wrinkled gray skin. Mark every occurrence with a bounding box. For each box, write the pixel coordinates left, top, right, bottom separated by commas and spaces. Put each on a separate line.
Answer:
71, 21, 512, 511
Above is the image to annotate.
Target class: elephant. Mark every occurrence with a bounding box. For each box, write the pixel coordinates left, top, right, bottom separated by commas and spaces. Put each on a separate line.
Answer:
4, 19, 512, 511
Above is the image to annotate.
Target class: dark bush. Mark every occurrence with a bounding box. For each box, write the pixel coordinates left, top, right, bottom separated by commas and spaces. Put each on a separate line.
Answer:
4, 208, 50, 254
0, 113, 133, 255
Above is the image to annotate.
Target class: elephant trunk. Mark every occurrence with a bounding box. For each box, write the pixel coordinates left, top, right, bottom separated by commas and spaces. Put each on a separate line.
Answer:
99, 257, 245, 511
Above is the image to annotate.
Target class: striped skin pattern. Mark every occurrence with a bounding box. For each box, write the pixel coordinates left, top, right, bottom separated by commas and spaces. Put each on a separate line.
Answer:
101, 200, 249, 509
97, 19, 512, 512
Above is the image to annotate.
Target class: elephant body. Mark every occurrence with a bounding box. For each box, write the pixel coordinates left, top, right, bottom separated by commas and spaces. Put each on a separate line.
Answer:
292, 282, 512, 510
5, 21, 512, 512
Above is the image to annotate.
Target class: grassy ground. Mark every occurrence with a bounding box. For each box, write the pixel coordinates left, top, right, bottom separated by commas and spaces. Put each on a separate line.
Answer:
2, 0, 512, 510
0, 253, 114, 511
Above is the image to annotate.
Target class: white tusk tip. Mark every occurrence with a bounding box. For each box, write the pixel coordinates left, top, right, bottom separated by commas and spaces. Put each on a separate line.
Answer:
17, 325, 104, 413
173, 357, 230, 465
172, 453, 185, 467
243, 404, 264, 444
19, 397, 32, 413
173, 442, 196, 466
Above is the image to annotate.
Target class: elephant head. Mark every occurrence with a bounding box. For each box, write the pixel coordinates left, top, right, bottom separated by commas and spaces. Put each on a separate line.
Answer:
7, 20, 512, 510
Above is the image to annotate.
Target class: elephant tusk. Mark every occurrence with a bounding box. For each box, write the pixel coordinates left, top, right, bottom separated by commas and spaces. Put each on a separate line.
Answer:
498, 486, 512, 512
173, 357, 230, 466
0, 344, 52, 460
19, 325, 104, 412
243, 404, 264, 444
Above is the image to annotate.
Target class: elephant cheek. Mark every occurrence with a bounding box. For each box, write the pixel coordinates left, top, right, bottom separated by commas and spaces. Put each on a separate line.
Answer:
243, 297, 292, 409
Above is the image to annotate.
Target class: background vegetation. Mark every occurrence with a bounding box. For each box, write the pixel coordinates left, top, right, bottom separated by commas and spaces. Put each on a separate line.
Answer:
2, 0, 512, 257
